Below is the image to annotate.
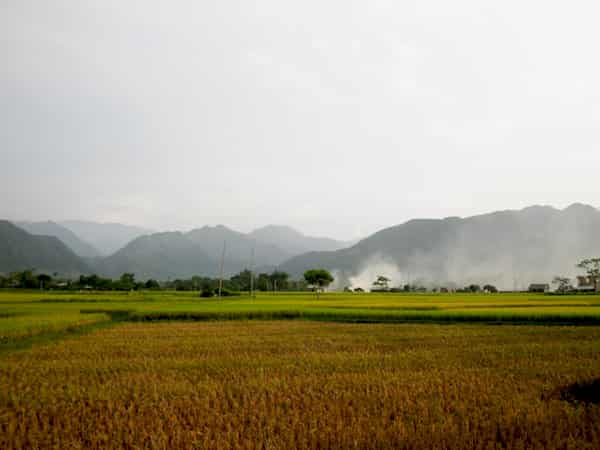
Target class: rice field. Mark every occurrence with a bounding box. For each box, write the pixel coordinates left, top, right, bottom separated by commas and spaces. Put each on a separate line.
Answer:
1, 290, 599, 448
2, 290, 600, 348
1, 321, 600, 448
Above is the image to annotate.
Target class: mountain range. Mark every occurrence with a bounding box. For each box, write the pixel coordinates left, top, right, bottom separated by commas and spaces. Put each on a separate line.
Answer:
279, 203, 600, 289
15, 221, 102, 258
2, 204, 600, 288
96, 224, 352, 280
0, 220, 351, 280
58, 220, 154, 256
0, 221, 90, 275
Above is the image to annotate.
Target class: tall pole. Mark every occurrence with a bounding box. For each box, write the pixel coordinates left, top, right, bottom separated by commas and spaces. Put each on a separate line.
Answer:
218, 240, 226, 299
249, 244, 255, 299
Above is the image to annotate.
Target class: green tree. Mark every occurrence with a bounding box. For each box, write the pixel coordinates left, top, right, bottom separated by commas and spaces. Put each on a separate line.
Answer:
256, 273, 270, 291
145, 279, 160, 289
230, 269, 252, 292
372, 275, 390, 291
467, 284, 481, 293
119, 273, 136, 290
303, 269, 334, 298
19, 270, 38, 289
269, 271, 289, 291
552, 276, 571, 294
37, 274, 52, 289
200, 281, 214, 298
483, 284, 498, 293
577, 258, 600, 290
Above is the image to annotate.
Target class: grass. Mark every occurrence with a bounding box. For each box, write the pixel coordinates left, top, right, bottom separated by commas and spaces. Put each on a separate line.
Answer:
1, 321, 599, 448
3, 290, 600, 350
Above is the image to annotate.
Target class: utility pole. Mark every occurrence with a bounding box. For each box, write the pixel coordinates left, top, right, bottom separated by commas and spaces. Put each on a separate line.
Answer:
249, 245, 255, 299
218, 241, 226, 299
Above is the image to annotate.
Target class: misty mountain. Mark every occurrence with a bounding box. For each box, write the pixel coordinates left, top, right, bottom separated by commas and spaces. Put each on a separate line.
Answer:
96, 232, 218, 280
0, 221, 90, 275
248, 225, 353, 256
15, 221, 101, 258
95, 225, 293, 280
186, 225, 289, 266
60, 221, 153, 256
279, 204, 600, 290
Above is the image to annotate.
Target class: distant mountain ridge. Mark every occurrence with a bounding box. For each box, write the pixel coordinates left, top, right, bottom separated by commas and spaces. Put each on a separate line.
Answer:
59, 221, 153, 256
96, 224, 331, 280
278, 203, 600, 290
15, 221, 102, 258
96, 231, 218, 280
4, 206, 599, 287
248, 225, 352, 256
0, 220, 351, 280
0, 221, 90, 275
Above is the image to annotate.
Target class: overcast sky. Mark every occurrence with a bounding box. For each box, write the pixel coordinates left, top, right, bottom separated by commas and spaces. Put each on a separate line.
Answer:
1, 1, 599, 240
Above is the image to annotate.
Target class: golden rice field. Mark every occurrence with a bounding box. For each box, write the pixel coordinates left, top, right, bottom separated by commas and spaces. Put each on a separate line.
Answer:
3, 290, 600, 349
1, 321, 600, 449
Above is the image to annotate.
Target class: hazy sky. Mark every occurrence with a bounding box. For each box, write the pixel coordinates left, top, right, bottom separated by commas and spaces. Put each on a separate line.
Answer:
2, 1, 599, 240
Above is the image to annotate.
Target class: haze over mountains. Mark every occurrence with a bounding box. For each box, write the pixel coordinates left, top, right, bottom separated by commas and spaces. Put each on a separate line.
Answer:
59, 221, 154, 256
15, 221, 102, 258
280, 203, 600, 290
0, 220, 351, 280
0, 221, 90, 275
2, 204, 600, 288
95, 225, 352, 280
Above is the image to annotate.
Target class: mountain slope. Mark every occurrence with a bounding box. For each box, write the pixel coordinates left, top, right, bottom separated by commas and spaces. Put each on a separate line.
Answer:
96, 232, 218, 280
248, 225, 352, 256
60, 221, 153, 256
187, 225, 288, 267
97, 225, 291, 280
279, 204, 600, 290
0, 221, 90, 275
15, 221, 101, 258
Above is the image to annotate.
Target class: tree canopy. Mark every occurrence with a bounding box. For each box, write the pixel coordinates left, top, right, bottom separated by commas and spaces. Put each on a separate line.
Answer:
577, 258, 600, 278
372, 275, 390, 290
304, 269, 334, 298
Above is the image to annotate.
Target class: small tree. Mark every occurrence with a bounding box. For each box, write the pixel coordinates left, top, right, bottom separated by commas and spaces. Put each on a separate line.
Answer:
256, 273, 270, 291
303, 269, 334, 299
552, 276, 572, 294
269, 271, 289, 291
145, 279, 160, 289
37, 274, 52, 290
372, 275, 390, 291
467, 284, 481, 293
200, 282, 214, 298
483, 284, 498, 293
577, 258, 600, 290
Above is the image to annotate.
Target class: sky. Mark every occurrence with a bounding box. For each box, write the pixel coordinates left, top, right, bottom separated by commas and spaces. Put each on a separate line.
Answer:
1, 1, 600, 240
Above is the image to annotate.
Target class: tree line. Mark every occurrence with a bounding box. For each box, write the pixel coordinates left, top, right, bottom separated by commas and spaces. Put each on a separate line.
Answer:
0, 269, 313, 294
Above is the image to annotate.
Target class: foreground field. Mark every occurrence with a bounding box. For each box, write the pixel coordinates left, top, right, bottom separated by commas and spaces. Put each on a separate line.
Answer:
2, 290, 600, 350
1, 321, 599, 448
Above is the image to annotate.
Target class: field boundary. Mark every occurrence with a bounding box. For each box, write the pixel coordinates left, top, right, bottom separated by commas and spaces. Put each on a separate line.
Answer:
78, 309, 600, 326
0, 317, 116, 355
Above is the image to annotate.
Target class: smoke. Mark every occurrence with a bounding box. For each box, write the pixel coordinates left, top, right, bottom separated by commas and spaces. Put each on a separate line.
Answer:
322, 206, 600, 292
347, 254, 405, 291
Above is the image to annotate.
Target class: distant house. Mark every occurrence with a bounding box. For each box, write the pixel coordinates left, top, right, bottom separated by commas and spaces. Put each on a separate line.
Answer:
528, 283, 550, 293
576, 276, 600, 293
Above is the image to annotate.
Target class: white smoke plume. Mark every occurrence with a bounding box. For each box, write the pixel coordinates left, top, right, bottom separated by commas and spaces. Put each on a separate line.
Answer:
347, 254, 406, 291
